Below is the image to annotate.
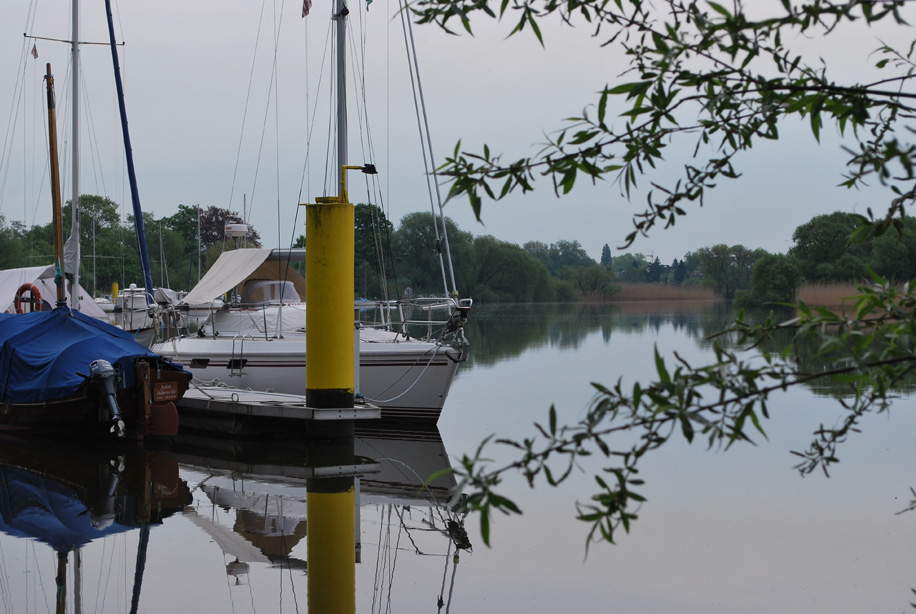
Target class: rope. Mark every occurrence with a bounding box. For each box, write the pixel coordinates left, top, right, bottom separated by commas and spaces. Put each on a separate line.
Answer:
360, 343, 440, 404
437, 541, 452, 612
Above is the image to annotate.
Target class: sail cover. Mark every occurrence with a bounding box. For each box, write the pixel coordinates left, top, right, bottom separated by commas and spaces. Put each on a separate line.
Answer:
180, 249, 307, 306
0, 265, 106, 318
0, 307, 178, 404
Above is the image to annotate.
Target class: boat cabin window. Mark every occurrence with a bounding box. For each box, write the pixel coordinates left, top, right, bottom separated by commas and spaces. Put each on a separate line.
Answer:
241, 279, 301, 304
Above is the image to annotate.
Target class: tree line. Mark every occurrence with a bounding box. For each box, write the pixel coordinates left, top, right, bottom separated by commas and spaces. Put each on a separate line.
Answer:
0, 196, 896, 304
379, 208, 916, 305
0, 196, 261, 297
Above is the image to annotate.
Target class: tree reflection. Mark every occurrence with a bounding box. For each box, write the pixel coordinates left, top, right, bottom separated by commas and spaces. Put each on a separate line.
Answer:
461, 302, 916, 397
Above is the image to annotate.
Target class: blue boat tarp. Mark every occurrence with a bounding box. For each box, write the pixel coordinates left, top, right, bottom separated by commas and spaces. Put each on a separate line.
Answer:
0, 466, 133, 552
0, 307, 170, 404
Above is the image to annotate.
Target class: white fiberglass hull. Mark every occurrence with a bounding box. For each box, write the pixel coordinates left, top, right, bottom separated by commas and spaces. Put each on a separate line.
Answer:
154, 333, 461, 422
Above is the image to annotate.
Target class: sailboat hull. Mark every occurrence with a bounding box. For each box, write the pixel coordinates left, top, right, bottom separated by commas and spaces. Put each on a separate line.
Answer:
0, 308, 191, 438
156, 335, 460, 422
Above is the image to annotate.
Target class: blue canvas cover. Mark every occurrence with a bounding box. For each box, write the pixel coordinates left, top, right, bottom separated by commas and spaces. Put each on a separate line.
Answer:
0, 466, 133, 552
0, 307, 175, 404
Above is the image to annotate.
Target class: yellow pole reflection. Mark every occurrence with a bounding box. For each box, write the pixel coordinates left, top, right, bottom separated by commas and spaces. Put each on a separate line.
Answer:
307, 478, 356, 613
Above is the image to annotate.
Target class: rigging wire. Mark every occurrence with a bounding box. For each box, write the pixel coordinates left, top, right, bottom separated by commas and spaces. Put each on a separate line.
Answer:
347, 4, 401, 301
289, 18, 334, 260
274, 0, 283, 260
437, 540, 453, 612
0, 4, 45, 231
346, 11, 385, 297
0, 9, 35, 215
77, 53, 109, 198
396, 0, 454, 297
246, 6, 285, 233
228, 0, 269, 217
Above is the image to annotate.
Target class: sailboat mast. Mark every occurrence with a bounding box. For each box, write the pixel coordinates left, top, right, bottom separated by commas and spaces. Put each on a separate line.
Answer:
105, 0, 156, 305
336, 0, 348, 177
69, 0, 80, 309
45, 64, 66, 306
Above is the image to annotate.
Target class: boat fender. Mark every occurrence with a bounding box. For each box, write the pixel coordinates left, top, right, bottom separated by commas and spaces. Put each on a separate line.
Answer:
14, 283, 42, 314
90, 359, 125, 437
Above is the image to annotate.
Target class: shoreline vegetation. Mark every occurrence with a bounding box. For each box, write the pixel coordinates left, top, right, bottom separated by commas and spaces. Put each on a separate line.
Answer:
795, 283, 860, 310
607, 283, 717, 302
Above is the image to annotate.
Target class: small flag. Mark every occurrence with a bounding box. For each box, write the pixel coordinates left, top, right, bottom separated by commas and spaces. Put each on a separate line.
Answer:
31, 44, 38, 59
367, 0, 372, 9
302, 0, 312, 17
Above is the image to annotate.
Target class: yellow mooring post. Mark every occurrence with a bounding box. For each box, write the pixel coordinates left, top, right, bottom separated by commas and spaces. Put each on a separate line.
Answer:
302, 164, 367, 614
304, 166, 358, 432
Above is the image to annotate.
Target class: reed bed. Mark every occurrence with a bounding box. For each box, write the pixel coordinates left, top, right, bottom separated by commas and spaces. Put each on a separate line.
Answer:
795, 283, 860, 310
611, 283, 717, 302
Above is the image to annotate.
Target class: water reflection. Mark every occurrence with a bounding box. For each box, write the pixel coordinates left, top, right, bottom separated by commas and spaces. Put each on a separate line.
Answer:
0, 426, 468, 613
0, 436, 190, 613
462, 301, 732, 367
462, 301, 916, 397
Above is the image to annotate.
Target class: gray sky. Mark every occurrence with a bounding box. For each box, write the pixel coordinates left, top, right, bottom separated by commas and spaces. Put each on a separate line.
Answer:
0, 0, 908, 267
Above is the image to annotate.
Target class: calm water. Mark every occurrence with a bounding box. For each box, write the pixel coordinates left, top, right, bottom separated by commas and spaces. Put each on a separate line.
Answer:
0, 301, 914, 613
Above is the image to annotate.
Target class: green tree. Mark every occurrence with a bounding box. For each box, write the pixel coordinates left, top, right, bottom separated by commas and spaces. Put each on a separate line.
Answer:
609, 253, 648, 283
600, 243, 612, 267
469, 235, 552, 302
870, 222, 916, 282
393, 212, 473, 295
408, 0, 916, 547
671, 258, 688, 285
788, 212, 869, 282
694, 244, 763, 299
559, 264, 616, 298
0, 216, 29, 270
354, 203, 395, 299
522, 239, 595, 275
644, 257, 664, 283
736, 253, 803, 306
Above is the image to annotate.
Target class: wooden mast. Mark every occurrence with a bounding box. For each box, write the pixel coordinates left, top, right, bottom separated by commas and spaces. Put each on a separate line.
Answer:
45, 63, 65, 306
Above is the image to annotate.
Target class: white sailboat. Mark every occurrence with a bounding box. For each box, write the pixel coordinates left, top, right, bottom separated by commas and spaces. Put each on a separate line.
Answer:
155, 247, 468, 421
152, 0, 471, 423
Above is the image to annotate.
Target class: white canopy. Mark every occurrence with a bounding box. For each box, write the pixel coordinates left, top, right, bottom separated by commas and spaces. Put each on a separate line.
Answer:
180, 249, 308, 306
0, 265, 106, 318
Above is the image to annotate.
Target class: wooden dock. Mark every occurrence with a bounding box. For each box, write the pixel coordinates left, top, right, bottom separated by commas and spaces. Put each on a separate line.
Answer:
178, 386, 380, 422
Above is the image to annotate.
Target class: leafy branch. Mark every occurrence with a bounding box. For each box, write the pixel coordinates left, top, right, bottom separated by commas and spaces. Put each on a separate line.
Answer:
413, 0, 916, 246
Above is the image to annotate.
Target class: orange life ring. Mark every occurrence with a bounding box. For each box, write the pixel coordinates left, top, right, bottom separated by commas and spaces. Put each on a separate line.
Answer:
14, 283, 42, 314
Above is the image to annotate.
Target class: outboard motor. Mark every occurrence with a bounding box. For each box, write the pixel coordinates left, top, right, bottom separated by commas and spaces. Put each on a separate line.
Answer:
90, 359, 125, 438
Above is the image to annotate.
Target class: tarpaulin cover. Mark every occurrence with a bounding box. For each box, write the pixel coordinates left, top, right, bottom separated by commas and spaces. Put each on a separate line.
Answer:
0, 265, 106, 318
180, 249, 307, 306
0, 466, 133, 552
0, 307, 172, 404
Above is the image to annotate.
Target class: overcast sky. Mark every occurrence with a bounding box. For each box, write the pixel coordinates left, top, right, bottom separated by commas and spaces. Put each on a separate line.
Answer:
0, 0, 909, 267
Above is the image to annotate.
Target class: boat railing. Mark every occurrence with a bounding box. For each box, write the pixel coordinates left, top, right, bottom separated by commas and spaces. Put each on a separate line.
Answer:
358, 297, 472, 343
229, 333, 254, 377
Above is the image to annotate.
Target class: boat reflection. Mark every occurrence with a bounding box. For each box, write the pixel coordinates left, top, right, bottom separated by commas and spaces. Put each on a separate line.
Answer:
0, 436, 191, 613
163, 424, 470, 612
0, 426, 469, 613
